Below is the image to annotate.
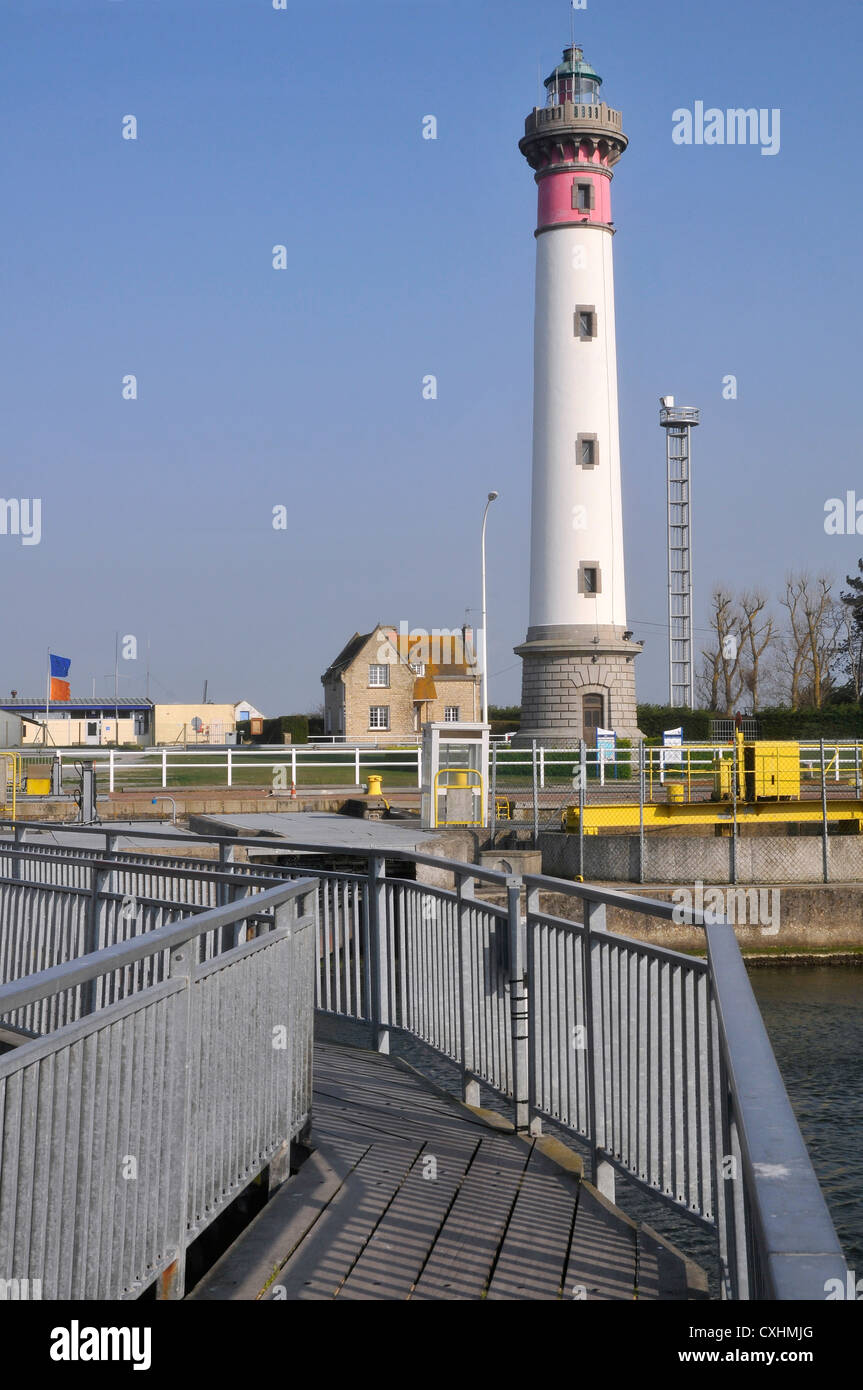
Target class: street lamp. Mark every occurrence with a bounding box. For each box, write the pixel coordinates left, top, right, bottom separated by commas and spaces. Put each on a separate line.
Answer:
481, 491, 499, 727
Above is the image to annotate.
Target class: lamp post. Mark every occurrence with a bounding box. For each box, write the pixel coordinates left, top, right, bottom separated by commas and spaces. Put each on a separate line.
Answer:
481, 491, 499, 726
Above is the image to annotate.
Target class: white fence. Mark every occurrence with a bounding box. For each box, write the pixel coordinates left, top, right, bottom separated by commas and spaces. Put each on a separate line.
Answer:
5, 738, 863, 801
5, 745, 426, 792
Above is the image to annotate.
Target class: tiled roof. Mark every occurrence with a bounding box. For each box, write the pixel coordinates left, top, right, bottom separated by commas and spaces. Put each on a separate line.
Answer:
321, 631, 375, 682
323, 627, 480, 681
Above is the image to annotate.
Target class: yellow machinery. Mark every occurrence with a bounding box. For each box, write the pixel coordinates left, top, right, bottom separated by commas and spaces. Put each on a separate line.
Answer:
713, 738, 800, 801
1, 753, 21, 818
561, 733, 863, 834
25, 762, 52, 796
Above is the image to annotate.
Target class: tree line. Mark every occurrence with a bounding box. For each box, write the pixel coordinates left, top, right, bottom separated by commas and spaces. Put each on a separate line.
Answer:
698, 564, 863, 713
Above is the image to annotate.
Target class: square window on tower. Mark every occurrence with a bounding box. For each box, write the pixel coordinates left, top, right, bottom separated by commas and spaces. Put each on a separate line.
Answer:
575, 306, 597, 340
579, 563, 601, 595
572, 181, 594, 212
577, 434, 598, 468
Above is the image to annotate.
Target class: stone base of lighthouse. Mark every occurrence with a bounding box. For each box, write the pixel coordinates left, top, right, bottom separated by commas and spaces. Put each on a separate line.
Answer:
514, 625, 642, 746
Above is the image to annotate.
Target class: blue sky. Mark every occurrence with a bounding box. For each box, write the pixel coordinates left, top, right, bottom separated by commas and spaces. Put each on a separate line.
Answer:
1, 0, 861, 712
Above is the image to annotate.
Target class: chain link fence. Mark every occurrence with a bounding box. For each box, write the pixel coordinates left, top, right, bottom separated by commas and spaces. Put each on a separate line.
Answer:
490, 738, 863, 884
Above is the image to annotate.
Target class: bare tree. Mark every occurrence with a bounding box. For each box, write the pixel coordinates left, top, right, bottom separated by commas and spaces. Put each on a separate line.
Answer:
738, 591, 774, 712
696, 647, 720, 710
699, 590, 743, 713
776, 573, 842, 709
803, 576, 843, 708
776, 575, 810, 710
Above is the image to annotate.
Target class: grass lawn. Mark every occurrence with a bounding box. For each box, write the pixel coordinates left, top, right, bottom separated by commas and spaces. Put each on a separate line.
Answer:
70, 761, 422, 792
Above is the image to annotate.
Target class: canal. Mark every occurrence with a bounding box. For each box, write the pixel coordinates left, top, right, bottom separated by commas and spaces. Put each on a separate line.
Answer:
750, 963, 863, 1275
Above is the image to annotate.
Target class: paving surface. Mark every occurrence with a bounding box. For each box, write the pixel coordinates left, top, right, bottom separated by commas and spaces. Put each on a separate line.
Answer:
194, 810, 439, 853
190, 1040, 706, 1301
0, 822, 196, 851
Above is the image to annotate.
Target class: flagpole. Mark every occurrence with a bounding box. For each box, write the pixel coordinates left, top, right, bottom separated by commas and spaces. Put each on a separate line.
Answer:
46, 646, 50, 743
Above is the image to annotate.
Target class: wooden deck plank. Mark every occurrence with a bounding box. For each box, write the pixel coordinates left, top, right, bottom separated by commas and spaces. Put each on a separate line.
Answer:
636, 1225, 709, 1301
188, 1041, 706, 1303
409, 1135, 532, 1300
485, 1147, 578, 1300
563, 1184, 638, 1301
189, 1144, 367, 1301
337, 1135, 481, 1300
313, 1092, 494, 1151
263, 1139, 422, 1300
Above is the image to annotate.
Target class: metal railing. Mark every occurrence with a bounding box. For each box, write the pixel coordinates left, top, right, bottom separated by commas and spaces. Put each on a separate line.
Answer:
0, 819, 848, 1301
491, 739, 863, 882
1, 744, 426, 794
0, 849, 316, 1300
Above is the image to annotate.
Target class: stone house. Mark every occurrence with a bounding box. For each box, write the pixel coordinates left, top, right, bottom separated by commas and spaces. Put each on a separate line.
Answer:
322, 624, 481, 742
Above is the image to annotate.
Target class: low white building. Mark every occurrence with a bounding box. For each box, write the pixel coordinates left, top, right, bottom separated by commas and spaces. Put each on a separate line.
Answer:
233, 699, 266, 724
0, 712, 23, 747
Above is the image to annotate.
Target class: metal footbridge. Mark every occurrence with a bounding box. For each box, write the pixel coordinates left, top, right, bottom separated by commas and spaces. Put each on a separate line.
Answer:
0, 819, 847, 1301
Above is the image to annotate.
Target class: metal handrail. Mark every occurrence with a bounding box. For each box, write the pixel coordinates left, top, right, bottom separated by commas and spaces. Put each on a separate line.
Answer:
704, 921, 845, 1300
0, 877, 315, 1017
0, 869, 318, 1300
0, 817, 848, 1301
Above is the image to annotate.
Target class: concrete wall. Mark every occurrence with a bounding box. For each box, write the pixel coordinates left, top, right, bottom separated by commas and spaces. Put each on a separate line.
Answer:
534, 884, 863, 954
22, 717, 138, 747
154, 704, 236, 744
539, 830, 863, 884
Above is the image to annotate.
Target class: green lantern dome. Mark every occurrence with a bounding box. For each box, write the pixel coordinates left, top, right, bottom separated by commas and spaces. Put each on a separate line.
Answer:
544, 45, 602, 106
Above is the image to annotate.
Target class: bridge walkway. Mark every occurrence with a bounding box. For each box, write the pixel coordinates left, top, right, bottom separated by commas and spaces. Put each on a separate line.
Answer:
190, 1040, 707, 1302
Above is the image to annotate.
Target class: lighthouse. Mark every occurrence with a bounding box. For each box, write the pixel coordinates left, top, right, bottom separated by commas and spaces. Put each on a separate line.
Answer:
515, 44, 641, 746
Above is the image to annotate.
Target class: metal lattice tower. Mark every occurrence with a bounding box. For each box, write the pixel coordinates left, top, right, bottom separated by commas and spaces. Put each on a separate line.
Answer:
659, 398, 700, 708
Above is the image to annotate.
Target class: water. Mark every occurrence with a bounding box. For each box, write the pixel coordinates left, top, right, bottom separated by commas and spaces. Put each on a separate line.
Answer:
750, 964, 863, 1273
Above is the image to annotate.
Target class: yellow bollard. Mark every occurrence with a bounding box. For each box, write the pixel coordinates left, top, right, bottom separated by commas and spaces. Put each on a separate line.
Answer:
367, 774, 383, 796
452, 771, 469, 788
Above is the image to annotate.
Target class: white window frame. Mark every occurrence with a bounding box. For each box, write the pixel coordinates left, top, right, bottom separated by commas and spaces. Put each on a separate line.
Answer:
444, 706, 460, 723
368, 664, 390, 688
369, 705, 390, 731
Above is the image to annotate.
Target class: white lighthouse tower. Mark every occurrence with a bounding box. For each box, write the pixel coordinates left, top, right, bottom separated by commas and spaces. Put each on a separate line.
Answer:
515, 44, 642, 745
